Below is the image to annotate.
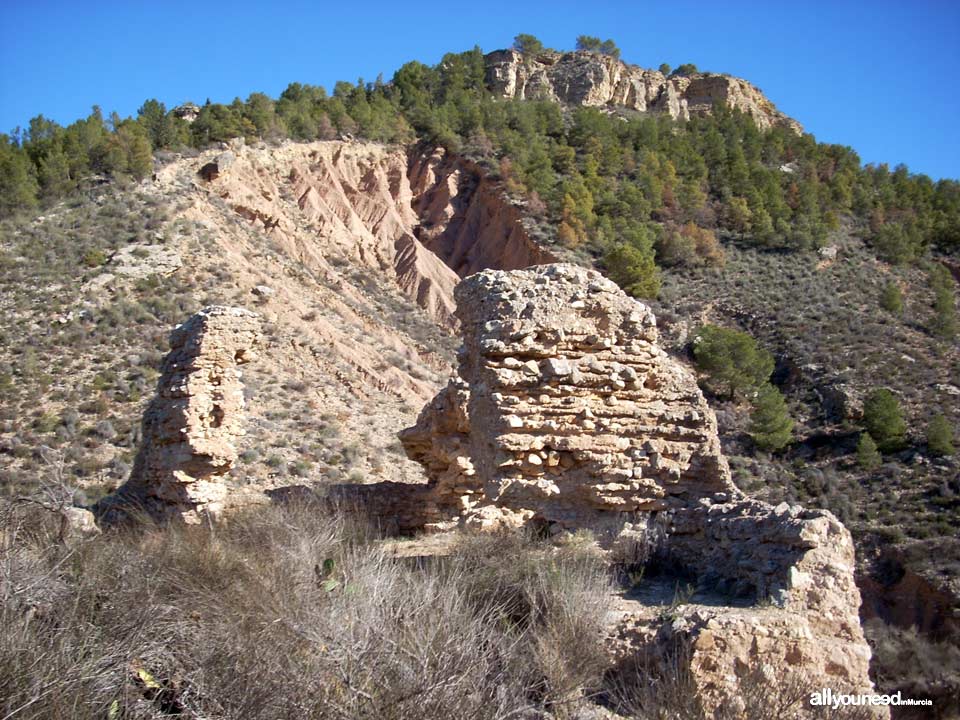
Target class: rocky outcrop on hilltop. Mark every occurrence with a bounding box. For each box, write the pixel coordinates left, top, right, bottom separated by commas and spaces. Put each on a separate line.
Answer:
98, 306, 262, 524
387, 264, 883, 715
484, 49, 802, 133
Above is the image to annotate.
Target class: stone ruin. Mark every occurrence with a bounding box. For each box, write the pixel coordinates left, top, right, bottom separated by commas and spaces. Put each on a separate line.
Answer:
97, 271, 885, 715
388, 264, 884, 716
97, 306, 261, 524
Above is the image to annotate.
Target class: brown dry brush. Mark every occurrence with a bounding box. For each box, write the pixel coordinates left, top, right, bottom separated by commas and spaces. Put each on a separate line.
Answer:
0, 500, 615, 720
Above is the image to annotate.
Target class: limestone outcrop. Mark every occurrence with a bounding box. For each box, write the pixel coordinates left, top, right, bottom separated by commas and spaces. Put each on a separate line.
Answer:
484, 49, 802, 133
99, 306, 261, 524
392, 264, 883, 716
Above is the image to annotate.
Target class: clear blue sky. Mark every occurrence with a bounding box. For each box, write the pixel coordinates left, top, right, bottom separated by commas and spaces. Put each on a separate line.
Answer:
2, 0, 958, 179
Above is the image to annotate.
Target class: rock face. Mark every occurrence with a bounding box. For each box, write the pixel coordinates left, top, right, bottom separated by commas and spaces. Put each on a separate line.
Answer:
408, 146, 557, 278
484, 49, 802, 133
170, 140, 554, 330
395, 264, 884, 716
99, 306, 262, 523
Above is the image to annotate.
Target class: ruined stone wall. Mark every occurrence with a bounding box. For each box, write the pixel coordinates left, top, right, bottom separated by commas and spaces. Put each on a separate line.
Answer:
395, 264, 884, 716
399, 264, 735, 537
98, 306, 261, 524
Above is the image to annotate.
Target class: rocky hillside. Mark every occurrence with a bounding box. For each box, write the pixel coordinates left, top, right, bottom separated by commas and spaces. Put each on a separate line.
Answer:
0, 137, 564, 501
485, 48, 803, 132
93, 264, 884, 716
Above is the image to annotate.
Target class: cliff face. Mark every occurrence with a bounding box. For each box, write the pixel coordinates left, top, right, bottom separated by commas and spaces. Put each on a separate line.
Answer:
391, 264, 883, 716
485, 49, 802, 133
169, 140, 555, 330
409, 147, 557, 277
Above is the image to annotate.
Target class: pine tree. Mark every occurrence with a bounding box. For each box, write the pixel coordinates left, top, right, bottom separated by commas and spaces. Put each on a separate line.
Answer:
575, 35, 602, 52
603, 241, 660, 299
929, 264, 957, 340
0, 135, 39, 214
862, 389, 908, 452
749, 383, 794, 452
38, 144, 73, 198
927, 414, 956, 456
692, 325, 774, 399
137, 99, 179, 149
512, 34, 544, 55
879, 281, 904, 316
856, 433, 882, 470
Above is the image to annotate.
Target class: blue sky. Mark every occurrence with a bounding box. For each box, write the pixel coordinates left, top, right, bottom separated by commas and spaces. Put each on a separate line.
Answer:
2, 0, 958, 179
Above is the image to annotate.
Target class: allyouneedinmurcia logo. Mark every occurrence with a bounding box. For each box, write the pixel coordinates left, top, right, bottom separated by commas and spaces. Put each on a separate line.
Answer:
809, 688, 932, 710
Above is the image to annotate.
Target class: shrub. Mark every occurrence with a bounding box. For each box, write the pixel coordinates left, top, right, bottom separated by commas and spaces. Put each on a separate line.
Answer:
862, 389, 907, 451
673, 63, 699, 76
879, 281, 903, 315
856, 432, 882, 470
927, 413, 956, 457
82, 249, 107, 268
0, 502, 614, 720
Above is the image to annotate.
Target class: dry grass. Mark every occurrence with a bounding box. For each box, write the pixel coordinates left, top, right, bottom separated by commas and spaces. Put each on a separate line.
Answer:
1, 501, 613, 719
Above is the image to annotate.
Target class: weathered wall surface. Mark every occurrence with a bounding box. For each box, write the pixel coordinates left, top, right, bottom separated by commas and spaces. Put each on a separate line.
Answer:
391, 264, 884, 716
98, 306, 262, 523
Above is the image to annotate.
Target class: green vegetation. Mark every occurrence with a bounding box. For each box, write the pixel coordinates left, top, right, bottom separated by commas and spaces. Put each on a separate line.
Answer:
929, 263, 957, 340
879, 280, 904, 315
673, 63, 699, 76
862, 389, 908, 452
512, 33, 545, 55
927, 413, 956, 456
3, 41, 958, 295
0, 502, 615, 719
603, 228, 660, 299
692, 324, 775, 399
748, 383, 794, 452
856, 432, 882, 470
575, 36, 620, 59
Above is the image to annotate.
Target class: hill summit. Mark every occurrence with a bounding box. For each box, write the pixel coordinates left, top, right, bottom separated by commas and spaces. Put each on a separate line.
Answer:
484, 48, 802, 132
